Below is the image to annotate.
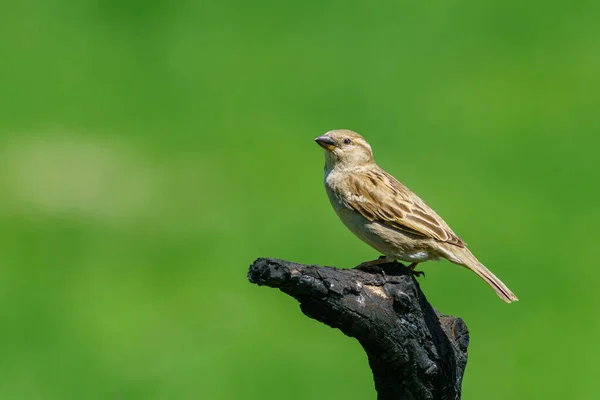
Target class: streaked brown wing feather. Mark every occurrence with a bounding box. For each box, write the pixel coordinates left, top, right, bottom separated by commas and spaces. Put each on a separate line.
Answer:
344, 168, 465, 247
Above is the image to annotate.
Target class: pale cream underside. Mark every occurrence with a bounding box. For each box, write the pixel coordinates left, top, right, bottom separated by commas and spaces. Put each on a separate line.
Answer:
325, 183, 448, 263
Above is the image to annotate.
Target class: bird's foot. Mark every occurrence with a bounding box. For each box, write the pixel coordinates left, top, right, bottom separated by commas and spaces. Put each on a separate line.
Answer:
355, 256, 391, 277
407, 262, 425, 278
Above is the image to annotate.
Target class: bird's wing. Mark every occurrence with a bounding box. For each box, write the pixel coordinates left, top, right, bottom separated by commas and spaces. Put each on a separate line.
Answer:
342, 168, 465, 247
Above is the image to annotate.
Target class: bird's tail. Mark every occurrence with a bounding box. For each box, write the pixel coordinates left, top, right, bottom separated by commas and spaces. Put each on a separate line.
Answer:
446, 246, 519, 303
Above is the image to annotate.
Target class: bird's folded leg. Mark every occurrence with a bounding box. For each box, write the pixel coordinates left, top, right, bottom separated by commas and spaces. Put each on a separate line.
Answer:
355, 255, 396, 276
408, 262, 425, 278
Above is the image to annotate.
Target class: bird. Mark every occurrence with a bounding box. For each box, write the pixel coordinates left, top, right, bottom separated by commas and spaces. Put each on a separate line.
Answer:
314, 129, 518, 303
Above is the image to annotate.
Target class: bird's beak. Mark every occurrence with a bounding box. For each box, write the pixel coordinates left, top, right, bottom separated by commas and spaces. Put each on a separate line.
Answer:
314, 135, 336, 151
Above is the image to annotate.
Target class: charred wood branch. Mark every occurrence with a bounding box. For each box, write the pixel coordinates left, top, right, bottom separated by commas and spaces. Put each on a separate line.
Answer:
248, 258, 469, 400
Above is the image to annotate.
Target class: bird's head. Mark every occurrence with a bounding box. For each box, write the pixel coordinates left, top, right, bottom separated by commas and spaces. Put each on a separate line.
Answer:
314, 129, 374, 169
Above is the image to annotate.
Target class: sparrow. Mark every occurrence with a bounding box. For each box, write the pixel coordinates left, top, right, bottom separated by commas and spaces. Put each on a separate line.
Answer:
315, 129, 518, 303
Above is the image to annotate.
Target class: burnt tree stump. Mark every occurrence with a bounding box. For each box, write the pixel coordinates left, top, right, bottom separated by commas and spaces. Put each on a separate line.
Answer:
248, 258, 470, 400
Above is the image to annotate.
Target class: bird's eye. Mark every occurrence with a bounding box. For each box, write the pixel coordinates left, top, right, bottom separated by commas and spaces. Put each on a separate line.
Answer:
343, 138, 351, 145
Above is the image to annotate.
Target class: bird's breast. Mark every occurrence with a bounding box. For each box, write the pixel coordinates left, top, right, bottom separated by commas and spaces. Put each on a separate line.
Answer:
324, 177, 438, 262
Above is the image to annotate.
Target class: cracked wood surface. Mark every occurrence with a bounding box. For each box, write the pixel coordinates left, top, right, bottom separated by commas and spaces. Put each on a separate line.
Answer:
248, 257, 469, 400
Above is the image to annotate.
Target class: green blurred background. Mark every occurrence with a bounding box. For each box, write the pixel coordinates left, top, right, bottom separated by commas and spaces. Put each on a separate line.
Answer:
1, 0, 598, 399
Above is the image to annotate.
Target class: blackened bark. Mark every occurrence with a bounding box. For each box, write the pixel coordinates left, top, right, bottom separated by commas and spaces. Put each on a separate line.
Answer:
248, 258, 469, 400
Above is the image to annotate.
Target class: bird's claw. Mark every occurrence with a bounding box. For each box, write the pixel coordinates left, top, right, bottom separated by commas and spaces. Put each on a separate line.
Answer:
407, 262, 425, 278
409, 269, 425, 278
354, 257, 388, 278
